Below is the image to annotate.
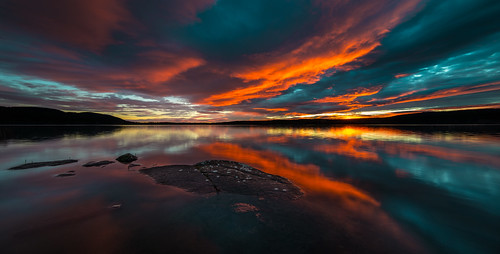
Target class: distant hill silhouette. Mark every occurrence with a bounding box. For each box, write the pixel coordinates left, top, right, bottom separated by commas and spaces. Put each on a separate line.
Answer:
218, 108, 500, 125
0, 107, 131, 125
1, 106, 498, 125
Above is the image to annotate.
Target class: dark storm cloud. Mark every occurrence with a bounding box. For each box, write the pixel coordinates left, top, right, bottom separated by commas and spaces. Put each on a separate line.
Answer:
174, 0, 316, 60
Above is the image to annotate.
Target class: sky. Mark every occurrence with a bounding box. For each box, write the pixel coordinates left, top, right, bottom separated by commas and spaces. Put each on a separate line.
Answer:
0, 0, 499, 122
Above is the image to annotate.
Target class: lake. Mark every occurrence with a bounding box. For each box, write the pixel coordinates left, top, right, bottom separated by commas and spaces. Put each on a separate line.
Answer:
1, 125, 499, 253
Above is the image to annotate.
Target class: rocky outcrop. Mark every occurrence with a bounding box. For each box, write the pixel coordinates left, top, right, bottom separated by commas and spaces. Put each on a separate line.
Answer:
9, 159, 78, 170
141, 160, 303, 200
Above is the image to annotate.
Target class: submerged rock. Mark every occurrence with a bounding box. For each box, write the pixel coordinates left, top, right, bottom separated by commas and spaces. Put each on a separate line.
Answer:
116, 153, 137, 163
128, 163, 141, 170
82, 160, 115, 167
141, 160, 303, 200
9, 159, 78, 170
233, 203, 259, 213
108, 203, 122, 209
55, 171, 76, 177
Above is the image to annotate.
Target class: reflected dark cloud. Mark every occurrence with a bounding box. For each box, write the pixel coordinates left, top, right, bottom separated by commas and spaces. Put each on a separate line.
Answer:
0, 126, 123, 142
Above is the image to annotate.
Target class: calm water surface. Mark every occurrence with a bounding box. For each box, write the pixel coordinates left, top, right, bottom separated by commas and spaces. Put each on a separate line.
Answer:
0, 125, 499, 253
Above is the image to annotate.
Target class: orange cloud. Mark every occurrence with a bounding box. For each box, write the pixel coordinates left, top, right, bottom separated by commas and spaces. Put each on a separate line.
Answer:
368, 89, 424, 103
253, 108, 288, 112
201, 0, 420, 106
386, 81, 500, 105
4, 0, 134, 52
133, 51, 205, 84
368, 81, 500, 108
30, 49, 206, 93
308, 81, 500, 117
230, 111, 263, 117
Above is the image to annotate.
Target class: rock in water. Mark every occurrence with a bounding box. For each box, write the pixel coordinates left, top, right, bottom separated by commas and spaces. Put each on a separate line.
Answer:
82, 160, 115, 167
116, 153, 137, 163
9, 159, 78, 170
55, 171, 76, 177
141, 160, 303, 200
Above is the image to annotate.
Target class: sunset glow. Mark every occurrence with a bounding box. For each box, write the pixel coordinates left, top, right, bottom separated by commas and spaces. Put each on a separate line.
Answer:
1, 0, 499, 121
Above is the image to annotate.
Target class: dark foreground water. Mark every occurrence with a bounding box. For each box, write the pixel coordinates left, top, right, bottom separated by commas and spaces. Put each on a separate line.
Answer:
0, 125, 499, 254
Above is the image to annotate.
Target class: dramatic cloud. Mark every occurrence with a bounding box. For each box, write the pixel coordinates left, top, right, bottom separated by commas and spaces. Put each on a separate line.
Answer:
1, 0, 499, 121
201, 0, 420, 106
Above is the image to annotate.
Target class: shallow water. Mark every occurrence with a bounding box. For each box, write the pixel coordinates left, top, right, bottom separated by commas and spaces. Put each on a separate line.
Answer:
0, 125, 499, 253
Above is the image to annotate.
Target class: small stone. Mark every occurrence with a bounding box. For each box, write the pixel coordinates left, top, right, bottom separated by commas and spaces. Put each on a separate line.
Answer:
109, 203, 122, 209
116, 153, 138, 163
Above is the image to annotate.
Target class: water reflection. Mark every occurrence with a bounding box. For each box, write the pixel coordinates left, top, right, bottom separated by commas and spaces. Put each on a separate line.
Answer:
0, 126, 123, 142
200, 142, 379, 205
1, 125, 499, 253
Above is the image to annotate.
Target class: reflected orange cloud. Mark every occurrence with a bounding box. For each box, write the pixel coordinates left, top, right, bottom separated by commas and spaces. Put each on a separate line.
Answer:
200, 142, 379, 207
9, 198, 127, 253
266, 126, 411, 142
382, 142, 500, 167
201, 1, 421, 106
315, 140, 380, 161
266, 126, 500, 167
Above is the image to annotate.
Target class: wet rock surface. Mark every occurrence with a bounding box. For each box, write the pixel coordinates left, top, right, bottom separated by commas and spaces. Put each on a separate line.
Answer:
141, 160, 303, 200
9, 159, 78, 170
116, 153, 137, 163
82, 160, 115, 167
